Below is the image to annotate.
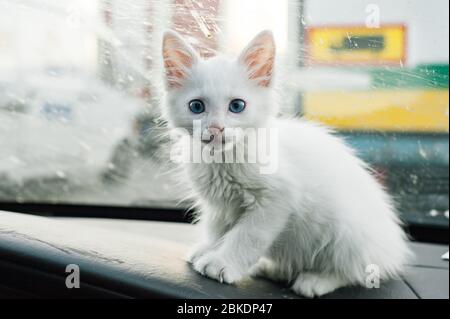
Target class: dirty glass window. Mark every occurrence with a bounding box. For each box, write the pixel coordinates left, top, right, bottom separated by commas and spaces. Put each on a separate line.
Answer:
0, 0, 448, 227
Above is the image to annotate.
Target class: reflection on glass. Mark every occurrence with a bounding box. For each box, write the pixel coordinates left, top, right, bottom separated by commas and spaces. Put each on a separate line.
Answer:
0, 0, 448, 227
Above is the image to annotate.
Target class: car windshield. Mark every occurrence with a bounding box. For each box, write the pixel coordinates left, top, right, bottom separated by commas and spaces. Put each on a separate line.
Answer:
0, 0, 448, 229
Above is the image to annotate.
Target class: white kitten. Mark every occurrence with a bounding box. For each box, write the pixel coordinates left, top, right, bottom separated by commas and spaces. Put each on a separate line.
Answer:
162, 30, 412, 297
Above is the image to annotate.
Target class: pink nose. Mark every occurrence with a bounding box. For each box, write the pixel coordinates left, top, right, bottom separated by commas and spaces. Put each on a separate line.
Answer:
208, 126, 224, 141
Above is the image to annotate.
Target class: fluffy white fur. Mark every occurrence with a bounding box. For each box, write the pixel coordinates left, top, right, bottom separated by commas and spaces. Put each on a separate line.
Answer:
162, 30, 412, 297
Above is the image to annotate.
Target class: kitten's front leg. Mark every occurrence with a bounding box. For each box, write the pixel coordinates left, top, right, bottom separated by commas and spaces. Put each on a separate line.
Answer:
193, 200, 289, 284
187, 211, 226, 264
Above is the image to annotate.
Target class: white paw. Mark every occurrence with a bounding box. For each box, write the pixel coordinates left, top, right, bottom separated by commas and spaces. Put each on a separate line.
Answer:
250, 258, 286, 282
292, 273, 345, 298
186, 243, 213, 264
193, 252, 245, 284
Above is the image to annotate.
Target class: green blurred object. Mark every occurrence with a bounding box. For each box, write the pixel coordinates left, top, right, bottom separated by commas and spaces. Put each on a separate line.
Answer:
370, 64, 450, 89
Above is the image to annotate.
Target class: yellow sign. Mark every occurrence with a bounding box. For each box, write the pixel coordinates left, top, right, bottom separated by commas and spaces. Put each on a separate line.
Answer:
306, 25, 406, 65
304, 90, 449, 133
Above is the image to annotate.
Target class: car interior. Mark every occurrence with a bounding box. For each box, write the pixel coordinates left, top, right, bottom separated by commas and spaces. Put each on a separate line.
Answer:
0, 204, 448, 299
0, 0, 449, 301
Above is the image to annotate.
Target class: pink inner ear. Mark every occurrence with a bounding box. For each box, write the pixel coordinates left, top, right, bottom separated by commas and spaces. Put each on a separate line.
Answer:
244, 50, 274, 87
163, 36, 195, 89
242, 35, 275, 87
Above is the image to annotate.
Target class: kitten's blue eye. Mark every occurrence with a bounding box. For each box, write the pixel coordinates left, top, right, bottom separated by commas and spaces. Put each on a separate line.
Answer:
229, 99, 246, 113
189, 100, 205, 114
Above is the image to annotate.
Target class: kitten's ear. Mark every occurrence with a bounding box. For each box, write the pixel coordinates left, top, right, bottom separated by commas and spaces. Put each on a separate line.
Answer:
163, 31, 199, 89
238, 30, 276, 87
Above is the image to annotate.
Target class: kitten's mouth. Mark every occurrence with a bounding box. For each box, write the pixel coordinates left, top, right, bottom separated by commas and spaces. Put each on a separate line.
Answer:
201, 134, 226, 145
202, 135, 225, 144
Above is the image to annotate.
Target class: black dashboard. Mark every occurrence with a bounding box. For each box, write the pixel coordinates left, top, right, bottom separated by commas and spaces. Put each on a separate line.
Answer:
0, 211, 448, 299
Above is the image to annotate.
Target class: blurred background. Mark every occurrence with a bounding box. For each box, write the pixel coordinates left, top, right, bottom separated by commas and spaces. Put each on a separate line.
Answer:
0, 0, 448, 229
